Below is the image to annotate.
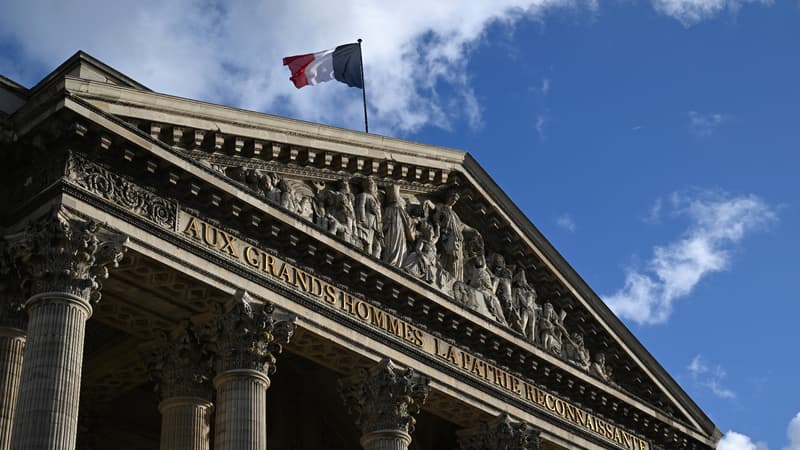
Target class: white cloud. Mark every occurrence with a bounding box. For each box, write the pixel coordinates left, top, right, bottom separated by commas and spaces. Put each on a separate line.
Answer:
604, 190, 776, 325
689, 111, 728, 137
535, 113, 548, 140
556, 213, 577, 232
653, 0, 773, 27
643, 197, 663, 224
717, 431, 768, 450
688, 355, 736, 399
541, 77, 551, 96
0, 0, 601, 136
785, 412, 800, 450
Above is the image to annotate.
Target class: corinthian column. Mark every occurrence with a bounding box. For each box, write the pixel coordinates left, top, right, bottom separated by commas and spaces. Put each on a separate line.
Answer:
0, 263, 26, 450
338, 359, 430, 450
456, 413, 541, 450
7, 208, 126, 450
146, 324, 214, 450
212, 290, 295, 450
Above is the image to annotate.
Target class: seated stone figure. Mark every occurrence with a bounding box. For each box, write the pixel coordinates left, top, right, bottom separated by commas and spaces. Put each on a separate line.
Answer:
537, 303, 565, 356
589, 352, 613, 382
564, 332, 591, 371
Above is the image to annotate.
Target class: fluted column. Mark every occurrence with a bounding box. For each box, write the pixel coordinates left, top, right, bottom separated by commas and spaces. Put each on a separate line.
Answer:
146, 324, 214, 450
456, 413, 542, 450
212, 290, 295, 450
0, 261, 26, 450
6, 208, 126, 450
338, 359, 430, 450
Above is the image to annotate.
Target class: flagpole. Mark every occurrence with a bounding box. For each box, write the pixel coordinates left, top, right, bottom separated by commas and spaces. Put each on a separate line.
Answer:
357, 38, 368, 133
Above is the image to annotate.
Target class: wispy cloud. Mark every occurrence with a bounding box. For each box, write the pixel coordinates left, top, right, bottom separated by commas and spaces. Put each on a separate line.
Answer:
688, 354, 736, 399
535, 113, 548, 140
643, 197, 663, 224
604, 190, 776, 325
541, 77, 551, 96
652, 0, 773, 27
689, 111, 728, 137
556, 213, 577, 232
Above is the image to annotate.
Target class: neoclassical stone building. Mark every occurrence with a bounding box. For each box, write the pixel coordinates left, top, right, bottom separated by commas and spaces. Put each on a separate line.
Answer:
0, 52, 721, 450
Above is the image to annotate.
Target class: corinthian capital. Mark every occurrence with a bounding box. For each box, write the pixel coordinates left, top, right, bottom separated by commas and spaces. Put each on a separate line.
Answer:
6, 208, 127, 304
146, 322, 214, 400
214, 290, 296, 374
456, 413, 541, 450
338, 358, 430, 435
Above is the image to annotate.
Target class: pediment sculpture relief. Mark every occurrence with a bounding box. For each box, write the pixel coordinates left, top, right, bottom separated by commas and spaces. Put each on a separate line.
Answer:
225, 166, 615, 384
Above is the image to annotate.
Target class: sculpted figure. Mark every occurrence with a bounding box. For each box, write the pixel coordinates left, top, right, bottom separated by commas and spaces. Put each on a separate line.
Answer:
403, 219, 439, 283
537, 303, 566, 356
589, 352, 613, 382
491, 254, 515, 326
433, 190, 476, 283
512, 268, 537, 342
382, 184, 415, 268
465, 253, 507, 325
355, 177, 383, 258
564, 332, 591, 371
326, 180, 357, 245
279, 177, 299, 213
263, 173, 283, 204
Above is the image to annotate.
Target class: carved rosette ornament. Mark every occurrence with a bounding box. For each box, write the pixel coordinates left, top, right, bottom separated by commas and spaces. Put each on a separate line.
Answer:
7, 208, 127, 305
339, 358, 430, 450
213, 290, 295, 374
456, 413, 541, 450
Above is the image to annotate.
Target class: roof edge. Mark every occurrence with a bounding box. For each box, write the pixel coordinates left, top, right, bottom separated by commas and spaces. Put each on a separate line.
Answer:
29, 50, 150, 97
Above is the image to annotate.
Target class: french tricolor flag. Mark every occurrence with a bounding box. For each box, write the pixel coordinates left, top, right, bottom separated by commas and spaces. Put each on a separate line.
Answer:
283, 43, 363, 89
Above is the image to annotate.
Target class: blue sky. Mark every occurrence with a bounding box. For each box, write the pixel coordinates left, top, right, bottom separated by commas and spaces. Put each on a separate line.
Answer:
1, 1, 798, 448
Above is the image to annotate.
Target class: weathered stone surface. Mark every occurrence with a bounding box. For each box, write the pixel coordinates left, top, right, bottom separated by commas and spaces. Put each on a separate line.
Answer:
6, 209, 126, 450
339, 358, 430, 450
457, 413, 541, 450
212, 290, 295, 450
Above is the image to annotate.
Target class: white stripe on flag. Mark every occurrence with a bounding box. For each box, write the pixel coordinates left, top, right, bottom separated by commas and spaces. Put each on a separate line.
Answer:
306, 49, 335, 85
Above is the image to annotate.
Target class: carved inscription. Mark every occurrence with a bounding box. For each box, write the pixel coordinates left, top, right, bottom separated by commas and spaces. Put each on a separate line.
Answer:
179, 213, 649, 450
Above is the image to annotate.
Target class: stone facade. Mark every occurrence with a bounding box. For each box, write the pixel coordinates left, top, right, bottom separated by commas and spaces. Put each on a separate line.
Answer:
0, 51, 722, 450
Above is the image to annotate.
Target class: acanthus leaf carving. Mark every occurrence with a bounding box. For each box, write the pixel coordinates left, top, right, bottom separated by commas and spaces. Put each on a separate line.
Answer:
338, 358, 430, 435
6, 207, 127, 304
145, 322, 214, 400
212, 289, 296, 374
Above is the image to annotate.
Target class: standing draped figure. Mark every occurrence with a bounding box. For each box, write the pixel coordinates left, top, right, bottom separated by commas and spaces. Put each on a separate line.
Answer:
382, 184, 414, 268
356, 177, 383, 258
433, 190, 474, 283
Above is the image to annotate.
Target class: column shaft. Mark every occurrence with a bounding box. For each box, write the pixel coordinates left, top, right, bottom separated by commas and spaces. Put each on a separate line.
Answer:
10, 295, 91, 450
360, 430, 412, 450
159, 397, 213, 450
213, 370, 269, 450
0, 328, 25, 450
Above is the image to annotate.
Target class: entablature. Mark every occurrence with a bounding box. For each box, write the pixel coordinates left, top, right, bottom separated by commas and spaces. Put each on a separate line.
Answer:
0, 80, 720, 449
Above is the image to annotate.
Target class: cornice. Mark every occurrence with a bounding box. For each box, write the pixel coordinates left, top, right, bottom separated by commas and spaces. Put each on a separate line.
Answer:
3, 71, 719, 446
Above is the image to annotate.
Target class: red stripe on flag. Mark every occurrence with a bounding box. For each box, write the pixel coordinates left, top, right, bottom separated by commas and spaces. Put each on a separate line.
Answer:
282, 53, 315, 89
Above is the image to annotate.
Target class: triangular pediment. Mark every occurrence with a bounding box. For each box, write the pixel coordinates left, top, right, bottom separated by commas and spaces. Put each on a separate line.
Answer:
2, 52, 720, 449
